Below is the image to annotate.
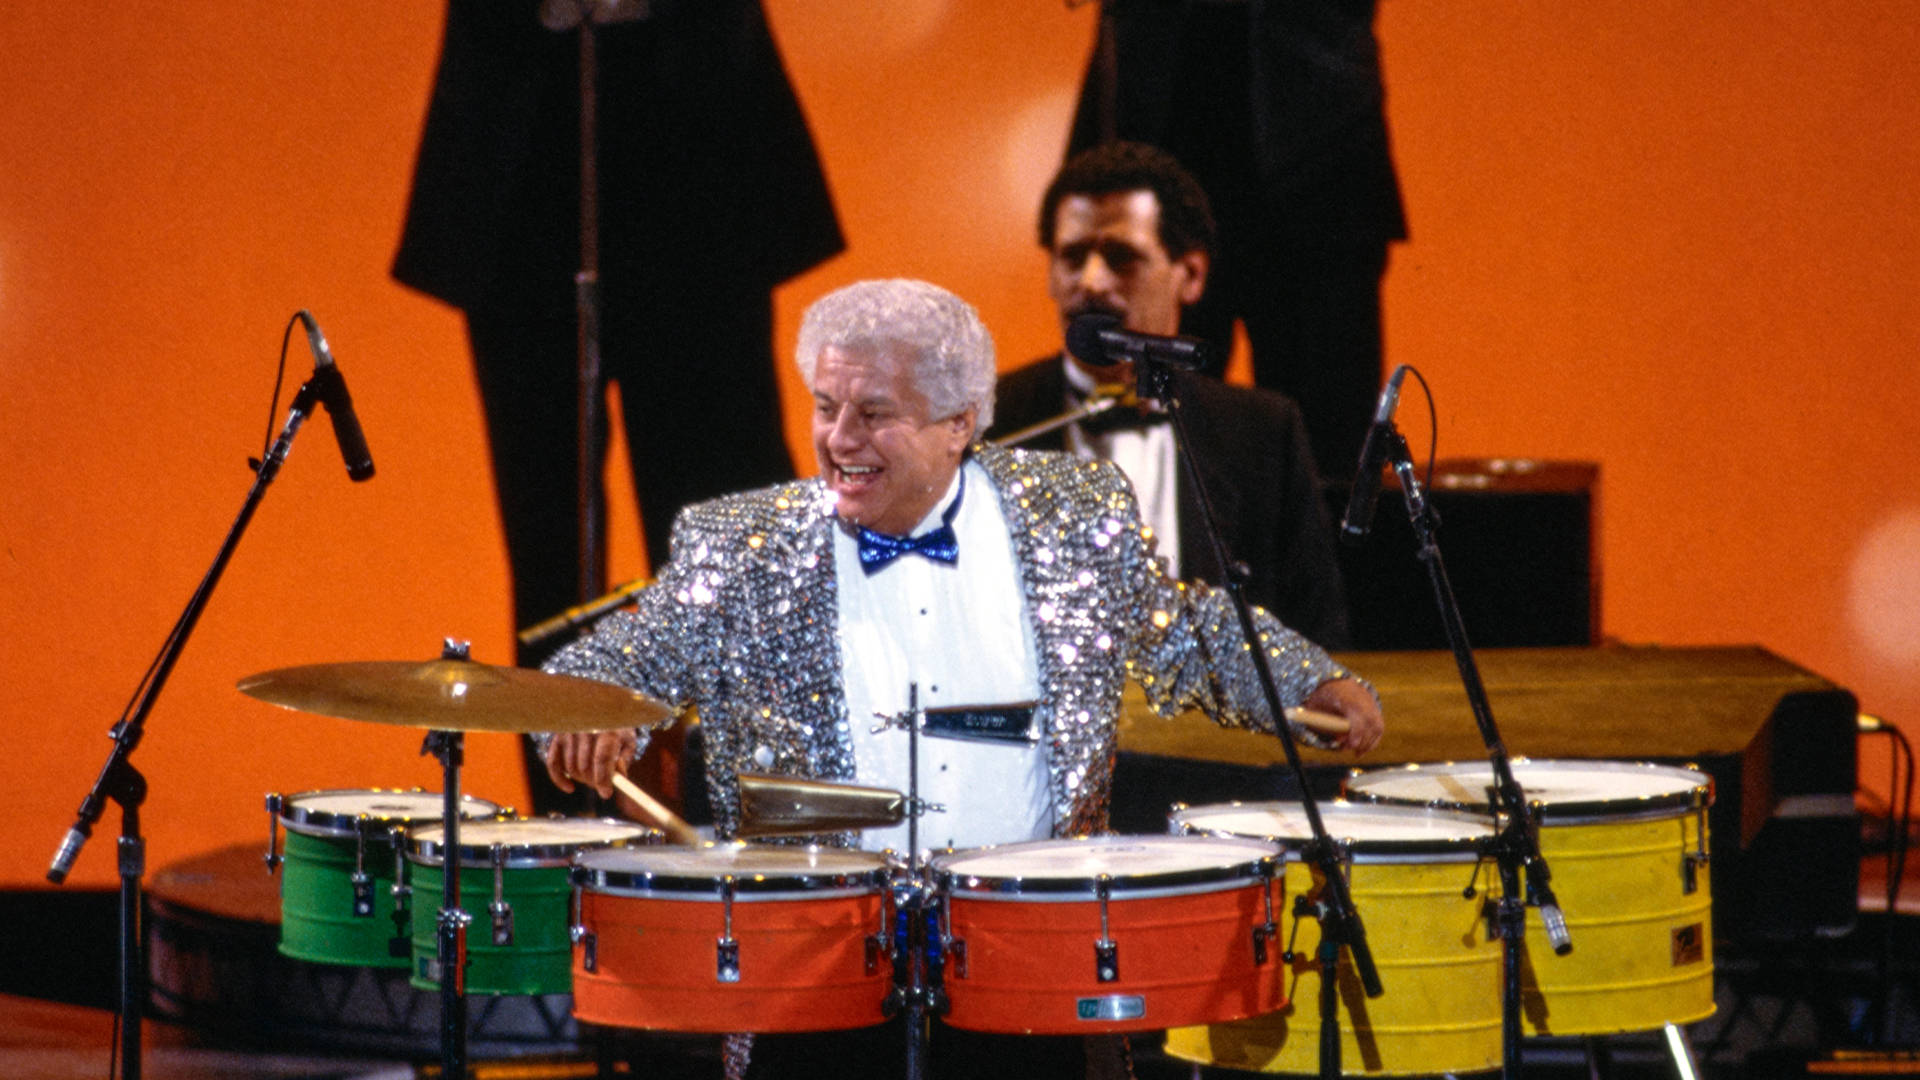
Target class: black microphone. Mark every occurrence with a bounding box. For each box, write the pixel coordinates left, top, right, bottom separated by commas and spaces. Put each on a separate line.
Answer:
1339, 364, 1411, 543
297, 310, 375, 482
1067, 312, 1209, 371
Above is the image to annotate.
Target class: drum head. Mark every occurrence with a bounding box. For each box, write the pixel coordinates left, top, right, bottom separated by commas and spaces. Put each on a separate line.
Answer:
1347, 759, 1713, 822
276, 789, 504, 837
576, 842, 891, 898
932, 834, 1278, 899
1172, 800, 1492, 859
408, 817, 657, 867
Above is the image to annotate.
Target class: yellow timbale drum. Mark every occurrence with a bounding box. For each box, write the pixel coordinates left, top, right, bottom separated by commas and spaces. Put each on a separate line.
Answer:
1347, 759, 1715, 1037
1165, 800, 1503, 1076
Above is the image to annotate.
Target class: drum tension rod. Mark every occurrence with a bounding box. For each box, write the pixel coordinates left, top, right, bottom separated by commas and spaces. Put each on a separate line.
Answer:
351, 813, 375, 917
1095, 873, 1120, 983
569, 866, 596, 973
1252, 859, 1279, 965
264, 793, 283, 873
867, 884, 892, 976
1683, 796, 1710, 895
488, 842, 515, 946
716, 876, 742, 983
389, 828, 411, 959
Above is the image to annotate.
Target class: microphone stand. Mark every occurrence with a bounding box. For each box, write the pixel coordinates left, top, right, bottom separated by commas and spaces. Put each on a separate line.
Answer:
1139, 358, 1383, 1080
1369, 423, 1572, 1080
45, 372, 333, 1080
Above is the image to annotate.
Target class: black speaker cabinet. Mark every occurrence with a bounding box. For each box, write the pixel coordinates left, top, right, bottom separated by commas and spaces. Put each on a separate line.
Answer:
1335, 458, 1599, 650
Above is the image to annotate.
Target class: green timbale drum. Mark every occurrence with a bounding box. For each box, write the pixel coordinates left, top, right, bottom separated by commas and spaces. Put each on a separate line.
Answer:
407, 817, 659, 995
268, 788, 507, 968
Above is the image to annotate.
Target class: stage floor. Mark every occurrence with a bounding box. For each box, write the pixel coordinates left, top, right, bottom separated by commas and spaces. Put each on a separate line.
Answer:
0, 993, 411, 1080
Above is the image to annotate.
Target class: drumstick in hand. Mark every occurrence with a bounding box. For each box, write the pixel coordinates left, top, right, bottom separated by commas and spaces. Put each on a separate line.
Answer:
610, 773, 703, 846
1285, 706, 1351, 738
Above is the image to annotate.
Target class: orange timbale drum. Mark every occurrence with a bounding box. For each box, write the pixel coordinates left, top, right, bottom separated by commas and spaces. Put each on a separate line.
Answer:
930, 834, 1285, 1035
569, 843, 894, 1033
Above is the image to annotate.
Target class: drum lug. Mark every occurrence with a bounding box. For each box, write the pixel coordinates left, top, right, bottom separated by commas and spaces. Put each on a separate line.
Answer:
933, 884, 966, 979
489, 842, 515, 946
1095, 874, 1120, 983
489, 901, 515, 947
264, 793, 282, 874
350, 813, 375, 917
579, 929, 598, 973
716, 876, 742, 983
569, 865, 587, 941
867, 884, 893, 976
389, 828, 412, 958
1252, 859, 1280, 966
1683, 850, 1708, 895
1683, 801, 1710, 895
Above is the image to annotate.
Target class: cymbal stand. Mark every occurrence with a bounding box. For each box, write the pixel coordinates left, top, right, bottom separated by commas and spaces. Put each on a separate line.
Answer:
874, 684, 942, 1080
1373, 422, 1571, 1080
423, 638, 476, 1080
45, 358, 338, 1080
1140, 357, 1382, 1080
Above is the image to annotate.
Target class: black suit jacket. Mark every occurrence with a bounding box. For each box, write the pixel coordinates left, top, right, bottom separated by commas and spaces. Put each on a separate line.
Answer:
989, 357, 1350, 648
393, 0, 842, 311
1070, 0, 1406, 244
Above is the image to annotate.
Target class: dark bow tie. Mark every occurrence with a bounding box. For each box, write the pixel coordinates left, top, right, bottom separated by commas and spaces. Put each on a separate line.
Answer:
853, 470, 964, 574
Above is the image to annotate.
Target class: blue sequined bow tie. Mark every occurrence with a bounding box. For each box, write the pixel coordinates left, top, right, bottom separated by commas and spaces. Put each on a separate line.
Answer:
853, 470, 964, 575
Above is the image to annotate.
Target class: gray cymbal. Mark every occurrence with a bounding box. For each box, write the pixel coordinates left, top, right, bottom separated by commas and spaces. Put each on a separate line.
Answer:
238, 659, 673, 734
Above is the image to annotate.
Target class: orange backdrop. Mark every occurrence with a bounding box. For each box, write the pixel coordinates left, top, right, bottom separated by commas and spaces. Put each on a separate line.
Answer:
4, 2, 1916, 888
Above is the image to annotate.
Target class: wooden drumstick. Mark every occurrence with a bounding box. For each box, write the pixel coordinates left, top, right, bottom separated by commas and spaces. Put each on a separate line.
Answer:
1285, 706, 1352, 738
610, 773, 704, 846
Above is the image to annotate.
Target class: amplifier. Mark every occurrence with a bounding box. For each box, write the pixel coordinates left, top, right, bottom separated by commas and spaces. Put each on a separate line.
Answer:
1335, 458, 1599, 650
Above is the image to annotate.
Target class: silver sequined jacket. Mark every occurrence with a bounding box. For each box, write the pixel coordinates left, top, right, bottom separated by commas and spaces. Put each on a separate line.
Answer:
543, 444, 1358, 841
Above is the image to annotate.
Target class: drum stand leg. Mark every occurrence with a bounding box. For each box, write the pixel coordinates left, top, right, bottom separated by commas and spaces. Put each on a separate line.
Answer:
425, 724, 471, 1080
1496, 863, 1528, 1080
1316, 936, 1344, 1079
1577, 1025, 1700, 1080
1581, 1036, 1609, 1080
1662, 1021, 1703, 1080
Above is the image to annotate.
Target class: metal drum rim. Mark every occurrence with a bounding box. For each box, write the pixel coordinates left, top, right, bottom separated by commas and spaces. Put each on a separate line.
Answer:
1170, 799, 1495, 860
274, 788, 506, 838
930, 834, 1280, 898
574, 843, 892, 896
1345, 758, 1714, 821
406, 818, 658, 868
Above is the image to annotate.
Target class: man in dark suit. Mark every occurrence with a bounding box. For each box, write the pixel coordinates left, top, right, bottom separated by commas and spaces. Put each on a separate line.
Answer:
392, 0, 843, 810
1068, 0, 1408, 483
392, 0, 844, 661
988, 142, 1350, 647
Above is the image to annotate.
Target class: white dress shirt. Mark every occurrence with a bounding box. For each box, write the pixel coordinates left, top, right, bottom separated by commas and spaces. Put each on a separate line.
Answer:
1062, 361, 1182, 577
837, 459, 1049, 856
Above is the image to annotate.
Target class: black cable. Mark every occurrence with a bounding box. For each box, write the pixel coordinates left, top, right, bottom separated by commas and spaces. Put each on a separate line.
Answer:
1403, 365, 1439, 493
1891, 719, 1912, 917
111, 317, 299, 749
259, 314, 298, 465
1861, 716, 1912, 1047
